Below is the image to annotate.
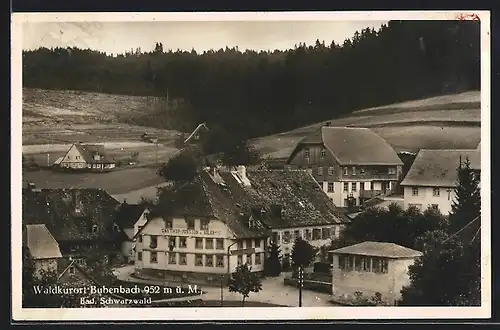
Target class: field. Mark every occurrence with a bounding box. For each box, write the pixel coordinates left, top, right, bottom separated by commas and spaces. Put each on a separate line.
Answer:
252, 91, 482, 158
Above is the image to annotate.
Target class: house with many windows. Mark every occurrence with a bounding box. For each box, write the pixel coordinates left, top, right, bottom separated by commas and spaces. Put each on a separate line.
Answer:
286, 124, 403, 208
330, 241, 422, 305
58, 143, 116, 172
133, 165, 348, 284
400, 149, 480, 215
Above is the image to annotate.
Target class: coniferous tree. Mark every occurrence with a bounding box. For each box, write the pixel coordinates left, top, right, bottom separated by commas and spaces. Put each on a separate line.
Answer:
264, 241, 282, 277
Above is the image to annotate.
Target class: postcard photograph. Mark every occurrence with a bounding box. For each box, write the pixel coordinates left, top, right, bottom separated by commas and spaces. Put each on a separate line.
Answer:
11, 11, 490, 321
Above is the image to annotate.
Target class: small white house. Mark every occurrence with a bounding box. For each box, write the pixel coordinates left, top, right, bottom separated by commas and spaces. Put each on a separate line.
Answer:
400, 149, 480, 215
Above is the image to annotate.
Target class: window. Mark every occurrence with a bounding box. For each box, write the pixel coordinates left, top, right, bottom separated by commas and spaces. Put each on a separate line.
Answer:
237, 255, 243, 265
431, 204, 439, 210
372, 258, 389, 274
168, 252, 177, 264
195, 254, 203, 266
282, 231, 291, 244
216, 255, 224, 267
354, 256, 362, 271
137, 252, 142, 261
338, 255, 354, 270
216, 239, 224, 250
352, 182, 357, 192
255, 253, 262, 265
201, 219, 209, 230
294, 230, 301, 240
304, 149, 310, 158
352, 167, 356, 175
321, 227, 331, 240
150, 235, 158, 249
343, 167, 348, 176
366, 182, 372, 191
168, 236, 176, 249
361, 257, 370, 271
328, 167, 334, 175
433, 187, 440, 197
206, 238, 214, 249
246, 254, 253, 265
360, 168, 365, 174
317, 167, 323, 175
165, 218, 173, 229
150, 252, 158, 263
237, 241, 244, 249
74, 257, 86, 265
320, 149, 326, 158
195, 238, 203, 249
327, 182, 334, 192
388, 167, 396, 175
179, 237, 187, 248
138, 235, 143, 243
179, 253, 187, 265
92, 225, 98, 233
312, 228, 321, 240
412, 187, 419, 196
205, 254, 214, 267
304, 229, 312, 241
343, 182, 349, 192
69, 266, 75, 275
186, 217, 195, 229
254, 239, 262, 248
246, 239, 253, 248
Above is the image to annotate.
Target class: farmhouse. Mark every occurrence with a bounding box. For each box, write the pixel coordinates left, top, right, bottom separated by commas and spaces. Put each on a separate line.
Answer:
133, 166, 347, 284
114, 201, 150, 263
286, 124, 403, 208
22, 186, 127, 266
59, 143, 116, 171
400, 149, 480, 215
23, 224, 63, 279
330, 241, 422, 305
183, 122, 209, 145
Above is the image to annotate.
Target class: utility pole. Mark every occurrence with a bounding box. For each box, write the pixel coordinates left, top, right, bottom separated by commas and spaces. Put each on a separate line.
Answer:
298, 266, 303, 307
220, 275, 224, 307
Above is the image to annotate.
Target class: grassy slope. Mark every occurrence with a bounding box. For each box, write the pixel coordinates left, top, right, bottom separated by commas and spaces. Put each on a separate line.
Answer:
252, 91, 482, 158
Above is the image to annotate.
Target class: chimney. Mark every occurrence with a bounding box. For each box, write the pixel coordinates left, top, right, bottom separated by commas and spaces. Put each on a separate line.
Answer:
324, 121, 331, 127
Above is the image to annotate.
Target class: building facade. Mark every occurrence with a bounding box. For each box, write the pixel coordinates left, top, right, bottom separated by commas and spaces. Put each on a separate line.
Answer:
23, 224, 63, 279
59, 143, 116, 171
400, 149, 481, 215
286, 125, 403, 207
330, 241, 422, 305
114, 201, 150, 263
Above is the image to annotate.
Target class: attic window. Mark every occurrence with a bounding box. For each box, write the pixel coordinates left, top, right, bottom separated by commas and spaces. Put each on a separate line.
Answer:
92, 225, 98, 233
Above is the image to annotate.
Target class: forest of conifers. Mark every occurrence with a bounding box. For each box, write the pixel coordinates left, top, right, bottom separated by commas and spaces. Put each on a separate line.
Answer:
22, 20, 480, 138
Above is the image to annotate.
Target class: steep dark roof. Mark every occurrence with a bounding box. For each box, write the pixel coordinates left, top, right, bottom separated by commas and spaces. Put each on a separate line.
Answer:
73, 144, 115, 164
24, 224, 63, 259
330, 241, 423, 259
23, 188, 124, 242
217, 168, 349, 229
400, 149, 481, 187
288, 127, 403, 166
115, 203, 147, 228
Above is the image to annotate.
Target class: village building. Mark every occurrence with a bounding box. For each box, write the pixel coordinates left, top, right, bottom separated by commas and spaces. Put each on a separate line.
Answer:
58, 143, 116, 171
23, 224, 63, 279
329, 241, 423, 305
22, 186, 127, 266
286, 124, 403, 208
400, 149, 481, 215
114, 201, 150, 263
183, 122, 209, 145
133, 166, 348, 284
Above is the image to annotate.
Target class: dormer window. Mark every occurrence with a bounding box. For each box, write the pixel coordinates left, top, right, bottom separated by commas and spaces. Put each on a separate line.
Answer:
320, 149, 326, 158
91, 225, 98, 233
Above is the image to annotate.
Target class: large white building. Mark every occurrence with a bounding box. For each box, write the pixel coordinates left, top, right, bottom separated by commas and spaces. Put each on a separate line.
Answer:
400, 149, 480, 215
133, 166, 348, 284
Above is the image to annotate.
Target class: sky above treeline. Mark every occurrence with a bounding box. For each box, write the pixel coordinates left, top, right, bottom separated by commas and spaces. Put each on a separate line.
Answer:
23, 20, 388, 55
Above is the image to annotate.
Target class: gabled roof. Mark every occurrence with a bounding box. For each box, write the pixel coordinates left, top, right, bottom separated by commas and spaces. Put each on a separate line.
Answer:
24, 224, 63, 259
72, 143, 115, 164
184, 123, 209, 144
287, 126, 403, 166
23, 188, 125, 242
400, 149, 481, 187
115, 203, 148, 228
330, 241, 423, 259
216, 168, 349, 228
